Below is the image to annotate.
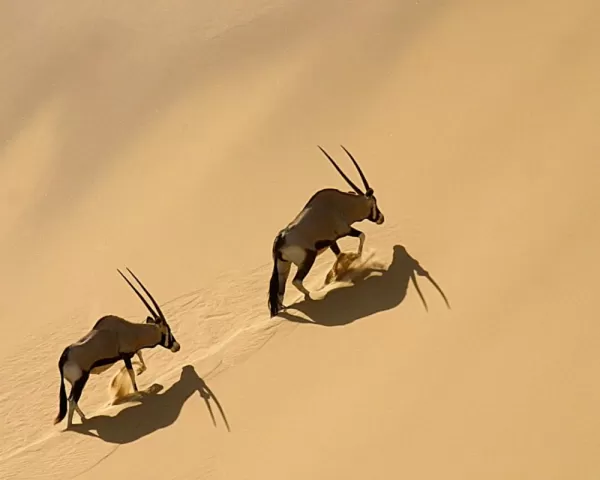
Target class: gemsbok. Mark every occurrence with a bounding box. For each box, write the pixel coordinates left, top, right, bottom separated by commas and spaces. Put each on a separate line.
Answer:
54, 268, 180, 428
268, 145, 384, 316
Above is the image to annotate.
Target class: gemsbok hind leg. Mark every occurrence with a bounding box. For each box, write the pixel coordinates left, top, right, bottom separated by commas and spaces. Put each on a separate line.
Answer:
292, 250, 317, 299
67, 372, 90, 427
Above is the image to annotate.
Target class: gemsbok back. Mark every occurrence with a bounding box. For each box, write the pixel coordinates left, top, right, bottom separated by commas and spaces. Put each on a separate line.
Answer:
268, 145, 385, 317
54, 267, 180, 428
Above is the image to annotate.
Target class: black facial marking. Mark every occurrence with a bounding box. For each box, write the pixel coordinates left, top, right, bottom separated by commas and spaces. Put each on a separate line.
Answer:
367, 198, 381, 222
161, 330, 175, 349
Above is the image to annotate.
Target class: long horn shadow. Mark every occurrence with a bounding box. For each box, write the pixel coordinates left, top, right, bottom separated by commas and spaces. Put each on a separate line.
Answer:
279, 244, 450, 327
70, 365, 230, 444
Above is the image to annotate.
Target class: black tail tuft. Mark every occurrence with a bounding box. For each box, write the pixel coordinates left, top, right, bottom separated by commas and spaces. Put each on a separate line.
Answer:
268, 263, 280, 317
54, 349, 69, 425
268, 232, 285, 317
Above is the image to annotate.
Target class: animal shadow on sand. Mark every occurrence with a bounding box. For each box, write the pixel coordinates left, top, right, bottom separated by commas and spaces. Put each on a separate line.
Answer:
70, 365, 230, 444
279, 244, 450, 327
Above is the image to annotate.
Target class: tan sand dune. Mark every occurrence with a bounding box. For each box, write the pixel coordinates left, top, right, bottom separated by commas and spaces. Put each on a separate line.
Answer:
1, 0, 599, 478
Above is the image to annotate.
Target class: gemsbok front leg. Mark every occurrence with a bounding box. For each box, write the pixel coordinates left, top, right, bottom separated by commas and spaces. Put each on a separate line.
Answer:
123, 356, 139, 392
347, 227, 366, 255
135, 350, 147, 375
329, 241, 342, 257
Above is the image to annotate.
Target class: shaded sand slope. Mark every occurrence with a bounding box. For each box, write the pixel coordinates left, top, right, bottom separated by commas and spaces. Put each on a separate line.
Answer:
1, 0, 599, 478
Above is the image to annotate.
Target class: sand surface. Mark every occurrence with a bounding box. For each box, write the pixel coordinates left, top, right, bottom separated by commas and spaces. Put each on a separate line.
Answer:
1, 0, 599, 478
